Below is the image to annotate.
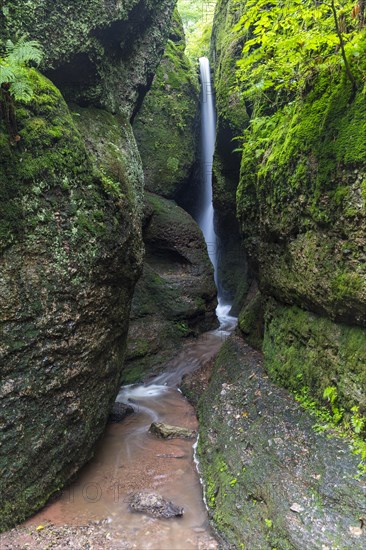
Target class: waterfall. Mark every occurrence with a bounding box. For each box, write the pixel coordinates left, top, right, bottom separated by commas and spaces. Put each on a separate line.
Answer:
198, 57, 218, 282
198, 57, 236, 328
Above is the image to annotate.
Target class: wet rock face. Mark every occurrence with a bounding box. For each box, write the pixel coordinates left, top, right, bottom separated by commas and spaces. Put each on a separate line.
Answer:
209, 0, 250, 309
0, 71, 144, 532
0, 0, 177, 117
129, 492, 184, 519
125, 193, 218, 383
197, 335, 366, 549
0, 0, 178, 532
133, 9, 199, 199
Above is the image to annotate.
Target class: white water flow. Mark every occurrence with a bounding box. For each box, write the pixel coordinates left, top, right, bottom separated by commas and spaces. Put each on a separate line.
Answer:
198, 57, 236, 330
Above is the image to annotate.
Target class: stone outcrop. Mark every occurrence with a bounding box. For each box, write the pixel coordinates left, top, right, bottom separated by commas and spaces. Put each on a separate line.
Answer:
0, 0, 177, 531
0, 0, 177, 117
197, 335, 366, 549
125, 193, 217, 382
133, 9, 199, 199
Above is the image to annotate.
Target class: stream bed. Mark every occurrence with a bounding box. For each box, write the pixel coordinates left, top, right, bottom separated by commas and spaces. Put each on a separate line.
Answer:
5, 310, 236, 549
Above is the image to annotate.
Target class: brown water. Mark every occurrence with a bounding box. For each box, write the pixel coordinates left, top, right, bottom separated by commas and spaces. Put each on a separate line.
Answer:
26, 318, 236, 549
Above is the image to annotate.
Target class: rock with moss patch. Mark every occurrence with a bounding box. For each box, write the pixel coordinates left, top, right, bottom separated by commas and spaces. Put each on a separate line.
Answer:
0, 0, 177, 117
133, 9, 199, 199
125, 192, 218, 382
0, 70, 144, 532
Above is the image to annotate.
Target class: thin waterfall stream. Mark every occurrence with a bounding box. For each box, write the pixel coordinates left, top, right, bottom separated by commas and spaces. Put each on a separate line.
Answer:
23, 57, 236, 549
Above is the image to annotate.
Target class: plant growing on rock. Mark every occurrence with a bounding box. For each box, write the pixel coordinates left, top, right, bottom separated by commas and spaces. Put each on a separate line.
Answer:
234, 0, 363, 109
0, 36, 43, 141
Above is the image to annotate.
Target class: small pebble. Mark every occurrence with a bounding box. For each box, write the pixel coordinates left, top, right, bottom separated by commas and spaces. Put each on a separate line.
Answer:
290, 503, 304, 513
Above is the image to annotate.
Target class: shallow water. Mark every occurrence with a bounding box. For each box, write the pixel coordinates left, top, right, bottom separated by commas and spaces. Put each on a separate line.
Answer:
26, 323, 235, 549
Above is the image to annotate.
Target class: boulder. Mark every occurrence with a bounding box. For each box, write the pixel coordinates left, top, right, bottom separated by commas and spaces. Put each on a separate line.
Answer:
129, 491, 184, 519
109, 402, 134, 423
0, 70, 143, 532
125, 193, 217, 383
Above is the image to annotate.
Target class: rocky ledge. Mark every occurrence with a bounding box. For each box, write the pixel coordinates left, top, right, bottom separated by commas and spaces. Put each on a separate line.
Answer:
190, 334, 366, 549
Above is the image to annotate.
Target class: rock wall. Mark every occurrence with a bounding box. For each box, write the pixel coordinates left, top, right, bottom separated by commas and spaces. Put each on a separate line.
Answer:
133, 9, 199, 199
237, 49, 366, 412
127, 10, 217, 378
195, 1, 366, 546
211, 0, 366, 413
0, 0, 176, 531
126, 193, 217, 381
210, 0, 249, 310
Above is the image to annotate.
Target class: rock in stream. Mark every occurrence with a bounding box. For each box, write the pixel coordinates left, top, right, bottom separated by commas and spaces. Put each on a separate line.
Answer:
149, 422, 196, 439
129, 492, 184, 519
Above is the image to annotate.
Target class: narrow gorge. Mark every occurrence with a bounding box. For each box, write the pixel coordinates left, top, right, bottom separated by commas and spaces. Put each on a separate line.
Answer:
1, 1, 366, 549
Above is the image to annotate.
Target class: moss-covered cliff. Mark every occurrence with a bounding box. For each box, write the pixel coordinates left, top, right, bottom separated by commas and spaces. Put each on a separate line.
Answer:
196, 1, 366, 546
210, 0, 366, 413
237, 48, 366, 412
133, 9, 199, 199
0, 0, 176, 117
126, 192, 217, 381
0, 0, 177, 531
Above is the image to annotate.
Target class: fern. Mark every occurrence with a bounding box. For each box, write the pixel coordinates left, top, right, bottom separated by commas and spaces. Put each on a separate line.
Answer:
0, 36, 43, 140
0, 36, 43, 103
5, 37, 43, 66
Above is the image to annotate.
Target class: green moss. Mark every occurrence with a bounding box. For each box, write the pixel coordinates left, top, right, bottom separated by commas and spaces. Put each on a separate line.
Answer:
238, 289, 265, 351
133, 16, 199, 199
263, 301, 366, 414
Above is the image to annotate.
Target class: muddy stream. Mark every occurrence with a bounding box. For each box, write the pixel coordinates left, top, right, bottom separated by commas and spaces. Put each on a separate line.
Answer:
25, 308, 236, 549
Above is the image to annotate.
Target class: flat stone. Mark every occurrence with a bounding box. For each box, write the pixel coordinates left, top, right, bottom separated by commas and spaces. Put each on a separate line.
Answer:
349, 526, 363, 537
149, 422, 196, 439
129, 491, 184, 519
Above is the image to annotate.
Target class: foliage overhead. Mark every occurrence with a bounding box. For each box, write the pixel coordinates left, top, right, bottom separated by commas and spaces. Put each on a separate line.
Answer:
234, 0, 365, 108
178, 0, 217, 61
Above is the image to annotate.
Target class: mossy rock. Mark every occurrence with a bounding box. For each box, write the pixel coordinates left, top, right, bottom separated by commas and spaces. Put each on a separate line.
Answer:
237, 54, 366, 326
1, 0, 177, 116
238, 282, 265, 350
133, 9, 199, 199
263, 300, 366, 414
0, 70, 143, 531
125, 192, 218, 381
